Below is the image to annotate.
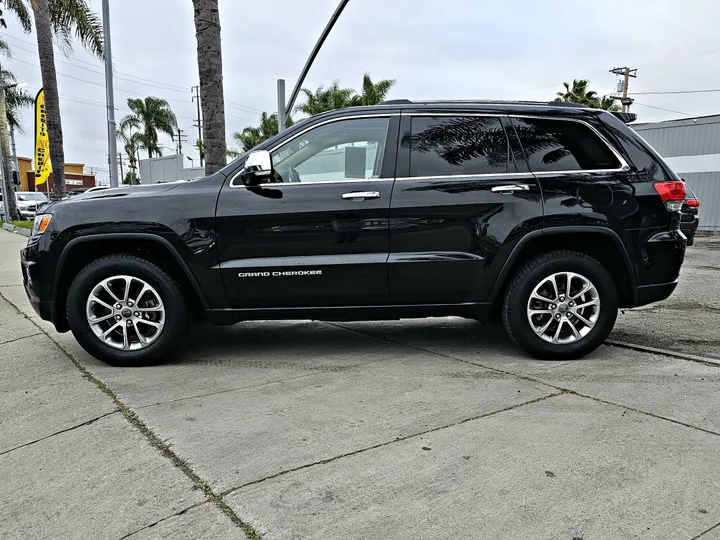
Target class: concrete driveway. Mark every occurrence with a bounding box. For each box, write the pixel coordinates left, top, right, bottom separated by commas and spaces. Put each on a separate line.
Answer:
1, 229, 719, 540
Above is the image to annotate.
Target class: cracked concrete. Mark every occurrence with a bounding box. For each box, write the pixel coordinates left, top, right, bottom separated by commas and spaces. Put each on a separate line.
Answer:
1, 230, 720, 539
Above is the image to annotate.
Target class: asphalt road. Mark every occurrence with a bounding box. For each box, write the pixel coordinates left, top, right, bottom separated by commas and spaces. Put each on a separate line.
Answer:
1, 229, 719, 540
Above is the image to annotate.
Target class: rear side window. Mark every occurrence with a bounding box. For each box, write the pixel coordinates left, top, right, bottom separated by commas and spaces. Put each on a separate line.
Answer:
408, 116, 511, 177
512, 118, 621, 172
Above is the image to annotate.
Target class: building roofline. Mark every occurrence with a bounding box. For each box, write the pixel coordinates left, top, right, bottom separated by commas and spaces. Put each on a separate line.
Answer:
633, 113, 720, 129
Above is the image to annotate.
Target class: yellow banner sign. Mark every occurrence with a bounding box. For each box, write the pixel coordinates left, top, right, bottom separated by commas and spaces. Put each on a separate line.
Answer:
34, 88, 52, 186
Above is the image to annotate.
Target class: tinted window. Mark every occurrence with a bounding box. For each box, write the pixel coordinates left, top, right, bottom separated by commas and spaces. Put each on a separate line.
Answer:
269, 117, 390, 183
408, 116, 511, 177
512, 118, 621, 172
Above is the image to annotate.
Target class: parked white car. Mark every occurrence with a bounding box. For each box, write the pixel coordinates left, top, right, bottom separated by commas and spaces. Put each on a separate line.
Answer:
14, 192, 49, 220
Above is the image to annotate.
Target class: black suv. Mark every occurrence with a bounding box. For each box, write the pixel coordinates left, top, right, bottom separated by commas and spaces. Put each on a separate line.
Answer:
21, 100, 687, 365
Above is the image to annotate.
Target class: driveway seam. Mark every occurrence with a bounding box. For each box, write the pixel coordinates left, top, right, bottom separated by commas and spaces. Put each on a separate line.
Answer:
0, 332, 42, 346
136, 355, 400, 410
329, 322, 720, 438
691, 519, 720, 539
0, 410, 119, 457
219, 391, 564, 498
116, 500, 210, 540
0, 292, 263, 540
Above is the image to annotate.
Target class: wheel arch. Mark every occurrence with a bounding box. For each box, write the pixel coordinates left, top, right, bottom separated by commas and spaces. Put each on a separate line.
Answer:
53, 233, 209, 331
489, 226, 637, 308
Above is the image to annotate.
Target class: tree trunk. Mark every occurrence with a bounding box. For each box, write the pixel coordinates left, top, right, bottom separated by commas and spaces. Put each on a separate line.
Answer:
32, 0, 66, 200
0, 83, 20, 221
193, 0, 227, 176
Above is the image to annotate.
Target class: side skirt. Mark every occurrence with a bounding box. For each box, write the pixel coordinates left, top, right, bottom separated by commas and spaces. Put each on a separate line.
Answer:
205, 302, 495, 325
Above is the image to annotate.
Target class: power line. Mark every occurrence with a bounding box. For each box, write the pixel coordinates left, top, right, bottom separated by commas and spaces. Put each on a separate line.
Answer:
11, 56, 261, 123
5, 33, 263, 114
633, 102, 695, 117
630, 89, 720, 95
508, 46, 720, 98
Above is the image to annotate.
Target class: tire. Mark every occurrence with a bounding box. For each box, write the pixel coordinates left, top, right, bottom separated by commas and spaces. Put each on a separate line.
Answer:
502, 250, 618, 360
66, 255, 191, 366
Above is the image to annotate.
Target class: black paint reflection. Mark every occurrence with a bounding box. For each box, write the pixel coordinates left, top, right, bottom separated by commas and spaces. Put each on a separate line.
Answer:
403, 116, 511, 175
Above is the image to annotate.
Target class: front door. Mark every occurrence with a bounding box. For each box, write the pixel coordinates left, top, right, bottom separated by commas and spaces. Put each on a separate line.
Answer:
388, 113, 544, 304
215, 115, 399, 308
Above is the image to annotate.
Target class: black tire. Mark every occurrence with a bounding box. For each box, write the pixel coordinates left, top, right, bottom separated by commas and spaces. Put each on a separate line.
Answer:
502, 250, 618, 360
66, 255, 191, 366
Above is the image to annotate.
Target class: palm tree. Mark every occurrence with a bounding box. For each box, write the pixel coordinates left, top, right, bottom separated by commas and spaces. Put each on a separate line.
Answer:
5, 82, 35, 133
350, 73, 396, 107
192, 0, 227, 176
555, 79, 599, 106
3, 0, 104, 200
234, 112, 294, 152
116, 123, 144, 182
119, 97, 177, 159
598, 95, 621, 111
0, 57, 33, 220
296, 80, 356, 116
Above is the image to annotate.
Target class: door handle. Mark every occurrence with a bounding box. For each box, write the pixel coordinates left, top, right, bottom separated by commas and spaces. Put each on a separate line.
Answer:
491, 184, 531, 194
342, 191, 381, 201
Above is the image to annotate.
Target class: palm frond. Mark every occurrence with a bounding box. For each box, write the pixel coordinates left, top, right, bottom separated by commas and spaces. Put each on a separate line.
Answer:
48, 0, 104, 58
2, 0, 32, 32
0, 37, 11, 58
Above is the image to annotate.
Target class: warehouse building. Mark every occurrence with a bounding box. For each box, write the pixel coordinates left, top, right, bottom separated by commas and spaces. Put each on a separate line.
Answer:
633, 115, 720, 232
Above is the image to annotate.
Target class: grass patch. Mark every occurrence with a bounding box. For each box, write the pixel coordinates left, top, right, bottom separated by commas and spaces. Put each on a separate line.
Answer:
8, 220, 32, 230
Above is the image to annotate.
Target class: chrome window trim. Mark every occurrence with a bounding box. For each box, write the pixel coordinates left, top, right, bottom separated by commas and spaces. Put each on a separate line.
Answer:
229, 113, 400, 189
395, 172, 536, 181
509, 114, 631, 172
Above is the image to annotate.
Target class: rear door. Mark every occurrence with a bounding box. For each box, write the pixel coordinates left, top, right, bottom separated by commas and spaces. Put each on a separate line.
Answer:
388, 112, 544, 304
509, 115, 633, 227
215, 114, 399, 308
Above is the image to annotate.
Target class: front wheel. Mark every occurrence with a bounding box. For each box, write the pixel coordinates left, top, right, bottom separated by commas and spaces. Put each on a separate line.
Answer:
502, 250, 618, 360
66, 255, 191, 366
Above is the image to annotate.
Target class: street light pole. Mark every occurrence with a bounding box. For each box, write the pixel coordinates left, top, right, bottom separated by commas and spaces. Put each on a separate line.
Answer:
284, 0, 350, 118
102, 0, 119, 188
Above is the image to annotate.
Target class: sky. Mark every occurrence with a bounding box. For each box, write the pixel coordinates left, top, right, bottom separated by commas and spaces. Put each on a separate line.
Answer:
1, 0, 719, 186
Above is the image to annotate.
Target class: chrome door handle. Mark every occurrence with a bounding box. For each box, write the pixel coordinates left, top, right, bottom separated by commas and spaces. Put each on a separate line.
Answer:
491, 184, 531, 194
342, 191, 381, 201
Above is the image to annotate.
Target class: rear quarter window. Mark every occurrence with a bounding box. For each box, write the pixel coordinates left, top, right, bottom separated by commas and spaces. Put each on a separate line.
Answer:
511, 117, 621, 172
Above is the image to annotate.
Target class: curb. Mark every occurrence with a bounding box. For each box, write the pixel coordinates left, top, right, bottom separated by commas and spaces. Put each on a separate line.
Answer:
1, 223, 31, 237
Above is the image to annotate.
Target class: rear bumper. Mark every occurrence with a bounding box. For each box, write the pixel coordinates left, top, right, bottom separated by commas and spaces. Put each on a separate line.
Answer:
633, 281, 678, 308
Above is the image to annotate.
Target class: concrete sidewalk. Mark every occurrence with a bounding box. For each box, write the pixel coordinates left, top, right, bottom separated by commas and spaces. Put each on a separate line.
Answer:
1, 229, 720, 540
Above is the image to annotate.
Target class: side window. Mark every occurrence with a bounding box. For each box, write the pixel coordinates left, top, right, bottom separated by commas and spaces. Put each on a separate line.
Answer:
512, 117, 621, 172
407, 116, 511, 177
269, 117, 390, 183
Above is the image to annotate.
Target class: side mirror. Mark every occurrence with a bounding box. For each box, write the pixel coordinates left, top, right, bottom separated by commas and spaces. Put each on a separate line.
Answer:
241, 150, 272, 185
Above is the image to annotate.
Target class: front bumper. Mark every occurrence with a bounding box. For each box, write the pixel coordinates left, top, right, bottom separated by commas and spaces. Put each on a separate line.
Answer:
20, 245, 55, 323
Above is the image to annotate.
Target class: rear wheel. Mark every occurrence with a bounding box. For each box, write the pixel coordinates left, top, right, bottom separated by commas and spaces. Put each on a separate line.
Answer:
66, 255, 191, 366
502, 250, 618, 359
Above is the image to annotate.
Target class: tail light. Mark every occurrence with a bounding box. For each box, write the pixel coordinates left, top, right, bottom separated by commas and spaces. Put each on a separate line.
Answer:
686, 199, 700, 208
654, 181, 686, 211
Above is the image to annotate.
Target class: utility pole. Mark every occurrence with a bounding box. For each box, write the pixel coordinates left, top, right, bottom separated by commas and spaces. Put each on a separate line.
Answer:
277, 79, 287, 133
102, 0, 119, 188
191, 85, 203, 166
118, 152, 124, 182
173, 128, 188, 156
610, 66, 637, 113
9, 124, 19, 188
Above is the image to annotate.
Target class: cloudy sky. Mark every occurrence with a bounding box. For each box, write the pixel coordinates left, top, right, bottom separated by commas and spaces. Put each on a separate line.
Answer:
2, 0, 719, 185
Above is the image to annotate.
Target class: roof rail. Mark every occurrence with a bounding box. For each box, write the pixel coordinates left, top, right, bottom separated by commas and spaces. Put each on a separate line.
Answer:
378, 99, 590, 108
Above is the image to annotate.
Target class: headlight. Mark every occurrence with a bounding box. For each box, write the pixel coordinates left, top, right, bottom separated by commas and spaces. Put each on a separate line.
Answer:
32, 214, 52, 235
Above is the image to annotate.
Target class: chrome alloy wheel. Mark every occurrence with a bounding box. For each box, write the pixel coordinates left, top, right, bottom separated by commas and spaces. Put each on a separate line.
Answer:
85, 275, 165, 350
526, 272, 600, 344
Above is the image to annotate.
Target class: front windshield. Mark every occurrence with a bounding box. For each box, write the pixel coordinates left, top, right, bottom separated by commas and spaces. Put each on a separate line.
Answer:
16, 193, 49, 202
